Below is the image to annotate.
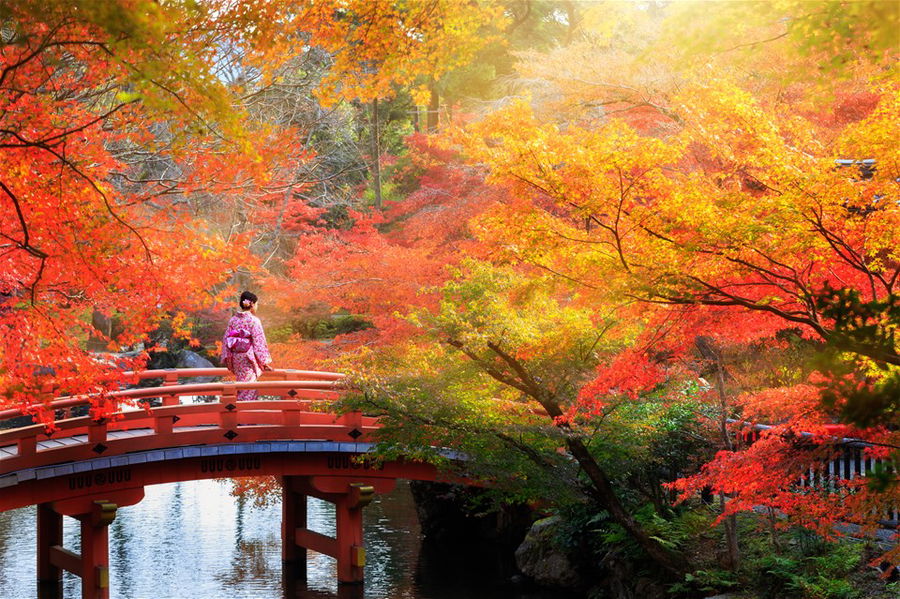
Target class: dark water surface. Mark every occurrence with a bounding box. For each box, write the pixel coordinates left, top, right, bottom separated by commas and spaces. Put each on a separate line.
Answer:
0, 479, 572, 599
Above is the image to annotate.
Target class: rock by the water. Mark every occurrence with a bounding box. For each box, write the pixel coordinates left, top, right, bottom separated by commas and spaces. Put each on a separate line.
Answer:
514, 516, 584, 590
175, 350, 218, 383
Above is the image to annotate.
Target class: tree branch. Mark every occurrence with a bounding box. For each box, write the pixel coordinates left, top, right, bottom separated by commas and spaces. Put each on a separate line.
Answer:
445, 339, 533, 395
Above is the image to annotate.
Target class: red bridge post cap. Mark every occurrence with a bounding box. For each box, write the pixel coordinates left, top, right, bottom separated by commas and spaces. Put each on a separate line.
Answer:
347, 483, 374, 509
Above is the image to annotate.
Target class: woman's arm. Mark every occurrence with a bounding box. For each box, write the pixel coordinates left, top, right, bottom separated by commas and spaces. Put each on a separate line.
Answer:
221, 319, 233, 367
251, 317, 272, 369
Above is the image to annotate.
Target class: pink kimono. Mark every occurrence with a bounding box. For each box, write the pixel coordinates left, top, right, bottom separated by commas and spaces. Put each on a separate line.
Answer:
221, 311, 272, 401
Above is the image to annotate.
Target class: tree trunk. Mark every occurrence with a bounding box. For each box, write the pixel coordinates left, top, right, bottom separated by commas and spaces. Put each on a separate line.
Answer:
714, 353, 740, 569
564, 436, 690, 577
720, 492, 740, 569
427, 84, 439, 132
370, 98, 382, 210
466, 340, 691, 578
698, 336, 741, 569
532, 386, 688, 576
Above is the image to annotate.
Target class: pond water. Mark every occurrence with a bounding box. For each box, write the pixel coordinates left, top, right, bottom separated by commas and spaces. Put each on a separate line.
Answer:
0, 479, 575, 599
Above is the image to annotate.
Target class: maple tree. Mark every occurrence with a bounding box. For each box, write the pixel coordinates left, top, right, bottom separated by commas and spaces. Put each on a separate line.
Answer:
337, 260, 700, 575
0, 0, 501, 419
265, 134, 504, 365
0, 0, 310, 419
289, 0, 899, 575
448, 0, 899, 569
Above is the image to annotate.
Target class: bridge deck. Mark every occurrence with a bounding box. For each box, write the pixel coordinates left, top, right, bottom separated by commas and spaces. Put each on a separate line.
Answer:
0, 424, 296, 460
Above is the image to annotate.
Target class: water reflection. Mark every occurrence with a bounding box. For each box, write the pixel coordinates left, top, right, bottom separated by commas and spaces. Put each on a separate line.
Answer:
0, 479, 574, 599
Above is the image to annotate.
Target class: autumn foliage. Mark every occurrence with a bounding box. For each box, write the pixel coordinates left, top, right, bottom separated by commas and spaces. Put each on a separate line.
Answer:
0, 0, 296, 418
0, 0, 499, 415
278, 0, 899, 571
2, 0, 899, 579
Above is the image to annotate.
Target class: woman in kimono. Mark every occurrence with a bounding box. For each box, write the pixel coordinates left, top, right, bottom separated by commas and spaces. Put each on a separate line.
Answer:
221, 291, 273, 400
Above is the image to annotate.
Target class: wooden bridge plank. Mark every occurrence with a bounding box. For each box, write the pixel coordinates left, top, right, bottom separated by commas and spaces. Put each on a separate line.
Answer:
294, 528, 339, 558
51, 435, 88, 447
107, 429, 154, 439
37, 439, 69, 450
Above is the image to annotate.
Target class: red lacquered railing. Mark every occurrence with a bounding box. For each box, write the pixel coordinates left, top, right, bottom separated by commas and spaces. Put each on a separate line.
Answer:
0, 369, 374, 476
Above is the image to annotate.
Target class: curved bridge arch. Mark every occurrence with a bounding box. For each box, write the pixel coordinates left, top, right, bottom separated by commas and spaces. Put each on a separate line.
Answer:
0, 369, 445, 598
1, 440, 442, 512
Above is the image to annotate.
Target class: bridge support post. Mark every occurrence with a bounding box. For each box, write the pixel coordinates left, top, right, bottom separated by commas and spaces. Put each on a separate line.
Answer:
334, 487, 369, 584
37, 503, 63, 596
77, 500, 116, 599
281, 476, 307, 568
37, 500, 116, 599
39, 488, 142, 599
284, 476, 378, 585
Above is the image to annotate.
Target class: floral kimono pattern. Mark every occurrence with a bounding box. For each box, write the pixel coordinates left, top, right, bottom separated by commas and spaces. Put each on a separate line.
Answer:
221, 311, 272, 401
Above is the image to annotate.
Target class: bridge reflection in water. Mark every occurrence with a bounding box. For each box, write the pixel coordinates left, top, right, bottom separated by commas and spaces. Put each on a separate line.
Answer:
0, 369, 447, 599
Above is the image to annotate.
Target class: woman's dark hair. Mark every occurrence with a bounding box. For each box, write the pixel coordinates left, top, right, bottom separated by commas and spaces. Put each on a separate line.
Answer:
239, 291, 258, 311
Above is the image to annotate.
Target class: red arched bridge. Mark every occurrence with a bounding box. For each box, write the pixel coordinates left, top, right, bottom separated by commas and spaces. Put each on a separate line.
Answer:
0, 368, 443, 599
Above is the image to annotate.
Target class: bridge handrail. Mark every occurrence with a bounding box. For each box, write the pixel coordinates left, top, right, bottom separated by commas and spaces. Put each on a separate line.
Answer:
120, 368, 344, 382
728, 418, 882, 449
0, 393, 353, 446
0, 369, 347, 424
0, 374, 375, 485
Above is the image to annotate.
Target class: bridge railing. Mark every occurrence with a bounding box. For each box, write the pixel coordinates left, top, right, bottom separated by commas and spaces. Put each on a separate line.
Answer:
0, 370, 376, 476
734, 421, 898, 524
121, 367, 344, 386
0, 368, 345, 420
